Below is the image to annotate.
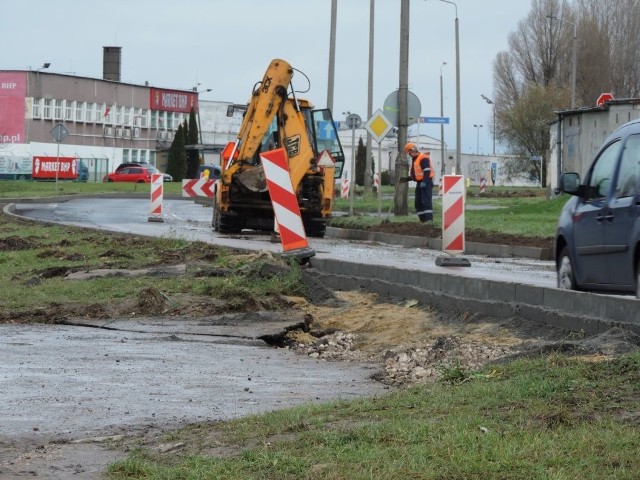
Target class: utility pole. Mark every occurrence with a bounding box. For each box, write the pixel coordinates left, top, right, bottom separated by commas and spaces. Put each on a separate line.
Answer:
326, 0, 337, 111
440, 61, 447, 178
365, 0, 375, 194
394, 0, 410, 216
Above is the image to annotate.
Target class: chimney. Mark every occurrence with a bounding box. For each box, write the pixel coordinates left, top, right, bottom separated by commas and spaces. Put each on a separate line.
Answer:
103, 46, 121, 82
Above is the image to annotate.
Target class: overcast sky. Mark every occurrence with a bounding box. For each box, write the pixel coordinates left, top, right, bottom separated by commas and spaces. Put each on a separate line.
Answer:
2, 0, 533, 155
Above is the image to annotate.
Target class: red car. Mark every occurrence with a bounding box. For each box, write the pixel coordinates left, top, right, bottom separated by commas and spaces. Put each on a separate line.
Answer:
103, 165, 172, 183
103, 166, 153, 183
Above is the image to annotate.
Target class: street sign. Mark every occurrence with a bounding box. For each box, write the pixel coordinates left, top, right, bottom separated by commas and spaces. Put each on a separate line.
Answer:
382, 90, 421, 127
50, 123, 69, 143
317, 120, 337, 140
419, 116, 449, 124
317, 150, 335, 167
365, 109, 393, 143
597, 92, 614, 106
345, 113, 362, 129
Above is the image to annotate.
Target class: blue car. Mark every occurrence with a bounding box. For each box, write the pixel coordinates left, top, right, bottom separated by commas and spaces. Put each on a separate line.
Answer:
555, 120, 640, 299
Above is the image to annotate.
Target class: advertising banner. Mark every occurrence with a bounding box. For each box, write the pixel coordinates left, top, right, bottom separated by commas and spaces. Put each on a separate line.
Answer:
149, 88, 198, 113
32, 156, 79, 180
0, 72, 27, 144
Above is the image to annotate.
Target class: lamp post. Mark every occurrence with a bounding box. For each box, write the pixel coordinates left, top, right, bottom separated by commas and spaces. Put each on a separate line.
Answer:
473, 124, 483, 155
439, 0, 461, 175
193, 86, 212, 145
546, 14, 577, 108
440, 61, 447, 177
481, 94, 495, 155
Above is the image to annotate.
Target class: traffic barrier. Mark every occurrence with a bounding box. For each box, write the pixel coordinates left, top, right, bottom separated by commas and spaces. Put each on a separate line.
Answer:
148, 173, 164, 222
182, 178, 216, 198
436, 175, 470, 266
480, 177, 486, 194
260, 148, 314, 259
373, 172, 380, 189
341, 177, 349, 199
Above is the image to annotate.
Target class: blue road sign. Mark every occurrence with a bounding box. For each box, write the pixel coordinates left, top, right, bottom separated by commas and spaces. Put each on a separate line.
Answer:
419, 116, 450, 124
317, 120, 337, 140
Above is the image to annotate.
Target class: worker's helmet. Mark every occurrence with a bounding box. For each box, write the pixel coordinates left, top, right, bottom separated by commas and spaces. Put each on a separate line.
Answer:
404, 142, 417, 153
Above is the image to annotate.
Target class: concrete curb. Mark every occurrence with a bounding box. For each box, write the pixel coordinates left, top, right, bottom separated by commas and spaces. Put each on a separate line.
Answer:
326, 226, 552, 261
309, 257, 640, 334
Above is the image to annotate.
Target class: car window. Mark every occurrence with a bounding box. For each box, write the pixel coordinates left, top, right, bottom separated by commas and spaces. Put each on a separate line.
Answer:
586, 139, 621, 201
615, 134, 640, 198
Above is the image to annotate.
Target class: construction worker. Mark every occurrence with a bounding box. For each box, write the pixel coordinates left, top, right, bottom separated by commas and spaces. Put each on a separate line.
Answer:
401, 143, 434, 222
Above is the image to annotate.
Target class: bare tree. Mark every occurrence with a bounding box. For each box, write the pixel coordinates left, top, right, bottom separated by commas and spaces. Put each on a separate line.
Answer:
576, 0, 640, 98
490, 0, 640, 187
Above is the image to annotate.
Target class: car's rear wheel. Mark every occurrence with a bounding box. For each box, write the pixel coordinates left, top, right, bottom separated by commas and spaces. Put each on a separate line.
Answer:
635, 258, 640, 299
557, 247, 576, 290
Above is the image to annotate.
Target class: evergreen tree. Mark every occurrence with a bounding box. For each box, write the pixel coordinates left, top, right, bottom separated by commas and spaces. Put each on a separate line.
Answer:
186, 107, 200, 178
355, 137, 373, 186
167, 124, 187, 181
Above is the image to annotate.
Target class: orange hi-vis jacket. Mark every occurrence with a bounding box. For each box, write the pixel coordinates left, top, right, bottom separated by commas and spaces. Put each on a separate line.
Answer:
410, 153, 434, 182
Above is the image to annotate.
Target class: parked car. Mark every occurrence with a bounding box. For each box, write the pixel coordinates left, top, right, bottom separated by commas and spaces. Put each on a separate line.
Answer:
106, 163, 172, 182
555, 119, 640, 299
104, 166, 153, 183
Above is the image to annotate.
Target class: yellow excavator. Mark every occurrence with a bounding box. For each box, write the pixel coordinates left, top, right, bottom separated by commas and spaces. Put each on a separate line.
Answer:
212, 58, 345, 237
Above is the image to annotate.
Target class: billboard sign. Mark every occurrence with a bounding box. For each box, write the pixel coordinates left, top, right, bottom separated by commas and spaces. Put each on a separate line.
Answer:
149, 88, 198, 113
0, 72, 27, 144
32, 156, 80, 180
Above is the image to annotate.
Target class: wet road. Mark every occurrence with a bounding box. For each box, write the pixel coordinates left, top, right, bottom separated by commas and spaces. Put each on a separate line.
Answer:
14, 198, 557, 288
0, 321, 384, 442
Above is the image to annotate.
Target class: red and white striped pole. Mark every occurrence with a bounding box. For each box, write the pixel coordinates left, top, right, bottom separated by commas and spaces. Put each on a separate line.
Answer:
148, 173, 164, 223
341, 176, 350, 199
480, 177, 486, 194
436, 175, 470, 266
259, 148, 315, 260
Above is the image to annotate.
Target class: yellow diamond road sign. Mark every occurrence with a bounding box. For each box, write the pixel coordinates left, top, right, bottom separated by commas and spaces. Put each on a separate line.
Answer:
365, 109, 393, 143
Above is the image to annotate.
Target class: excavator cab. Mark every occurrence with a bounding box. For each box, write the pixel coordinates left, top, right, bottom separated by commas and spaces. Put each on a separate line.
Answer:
307, 108, 345, 179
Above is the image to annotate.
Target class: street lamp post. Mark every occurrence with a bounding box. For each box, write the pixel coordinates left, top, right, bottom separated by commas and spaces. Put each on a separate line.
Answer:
547, 14, 577, 108
193, 86, 212, 145
481, 94, 495, 155
440, 0, 461, 175
440, 61, 447, 177
473, 124, 483, 155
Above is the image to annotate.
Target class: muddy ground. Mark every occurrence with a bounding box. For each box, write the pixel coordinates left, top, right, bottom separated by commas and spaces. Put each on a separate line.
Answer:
1, 221, 638, 478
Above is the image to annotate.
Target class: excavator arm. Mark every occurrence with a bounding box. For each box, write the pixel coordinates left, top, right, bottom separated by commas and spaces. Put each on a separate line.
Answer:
221, 58, 317, 192
214, 58, 344, 237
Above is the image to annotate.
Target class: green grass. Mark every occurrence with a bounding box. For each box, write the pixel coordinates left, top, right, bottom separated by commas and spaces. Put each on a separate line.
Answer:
107, 353, 640, 479
0, 213, 304, 312
0, 179, 185, 198
332, 187, 566, 239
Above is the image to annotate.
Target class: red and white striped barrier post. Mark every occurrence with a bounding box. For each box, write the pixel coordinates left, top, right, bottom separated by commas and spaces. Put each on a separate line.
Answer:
341, 176, 350, 199
438, 181, 443, 197
148, 173, 164, 223
480, 177, 486, 194
436, 175, 470, 267
259, 148, 315, 261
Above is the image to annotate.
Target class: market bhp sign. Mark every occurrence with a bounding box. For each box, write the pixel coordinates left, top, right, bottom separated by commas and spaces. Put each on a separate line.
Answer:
0, 72, 26, 144
32, 157, 80, 180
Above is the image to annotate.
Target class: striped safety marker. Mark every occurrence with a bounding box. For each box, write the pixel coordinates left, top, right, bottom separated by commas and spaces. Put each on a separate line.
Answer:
259, 148, 314, 258
373, 172, 380, 189
442, 175, 465, 254
480, 177, 486, 194
341, 177, 350, 199
148, 173, 164, 223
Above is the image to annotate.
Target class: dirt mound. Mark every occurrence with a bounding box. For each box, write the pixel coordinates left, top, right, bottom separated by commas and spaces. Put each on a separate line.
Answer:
364, 222, 553, 249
